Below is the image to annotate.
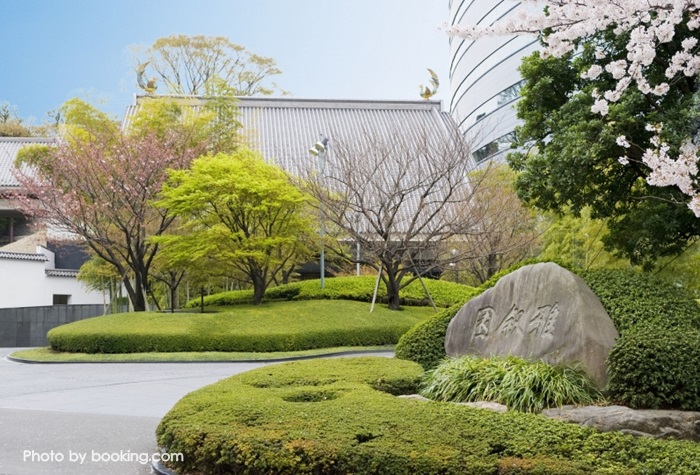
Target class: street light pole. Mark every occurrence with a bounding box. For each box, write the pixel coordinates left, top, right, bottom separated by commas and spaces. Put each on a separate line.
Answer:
309, 135, 329, 289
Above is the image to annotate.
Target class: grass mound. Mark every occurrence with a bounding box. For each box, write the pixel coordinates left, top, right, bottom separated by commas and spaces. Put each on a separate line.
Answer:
186, 276, 476, 309
9, 345, 394, 363
420, 355, 602, 413
47, 300, 432, 354
157, 357, 700, 475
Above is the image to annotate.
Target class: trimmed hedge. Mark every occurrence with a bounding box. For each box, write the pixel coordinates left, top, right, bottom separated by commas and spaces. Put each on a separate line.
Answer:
47, 300, 432, 353
577, 268, 700, 333
185, 276, 476, 309
157, 357, 700, 475
394, 305, 461, 370
606, 325, 700, 410
580, 269, 700, 409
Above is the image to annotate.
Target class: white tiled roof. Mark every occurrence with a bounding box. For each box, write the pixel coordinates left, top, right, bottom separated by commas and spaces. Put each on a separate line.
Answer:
45, 269, 79, 277
0, 137, 53, 189
0, 251, 47, 262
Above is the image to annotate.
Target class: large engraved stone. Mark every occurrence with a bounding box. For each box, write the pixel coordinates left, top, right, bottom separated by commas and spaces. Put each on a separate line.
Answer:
445, 262, 618, 387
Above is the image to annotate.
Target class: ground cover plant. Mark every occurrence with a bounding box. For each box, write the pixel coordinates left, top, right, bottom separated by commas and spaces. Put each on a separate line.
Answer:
157, 357, 700, 475
47, 300, 433, 354
186, 276, 477, 309
420, 355, 602, 413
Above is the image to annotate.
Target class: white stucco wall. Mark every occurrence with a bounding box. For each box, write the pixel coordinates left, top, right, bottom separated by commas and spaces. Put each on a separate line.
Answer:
0, 252, 104, 309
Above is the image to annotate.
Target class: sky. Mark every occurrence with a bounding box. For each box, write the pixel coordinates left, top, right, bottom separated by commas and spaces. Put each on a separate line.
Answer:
0, 0, 451, 124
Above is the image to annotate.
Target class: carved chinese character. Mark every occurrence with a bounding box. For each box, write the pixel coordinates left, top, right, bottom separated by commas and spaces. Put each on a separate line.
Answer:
528, 303, 559, 337
472, 307, 495, 339
498, 303, 525, 335
543, 302, 559, 336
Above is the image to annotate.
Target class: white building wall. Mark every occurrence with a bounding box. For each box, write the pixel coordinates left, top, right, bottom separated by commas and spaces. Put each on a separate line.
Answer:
44, 275, 105, 306
449, 0, 540, 165
0, 251, 104, 309
0, 257, 48, 308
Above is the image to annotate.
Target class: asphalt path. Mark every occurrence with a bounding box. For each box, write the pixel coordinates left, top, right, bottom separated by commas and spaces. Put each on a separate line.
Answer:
0, 348, 392, 475
0, 347, 272, 474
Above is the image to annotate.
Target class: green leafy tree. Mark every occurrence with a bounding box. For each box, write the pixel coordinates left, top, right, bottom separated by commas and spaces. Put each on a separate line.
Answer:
132, 35, 286, 96
509, 32, 700, 269
538, 208, 629, 270
156, 150, 317, 304
654, 241, 700, 298
77, 256, 125, 314
15, 98, 238, 311
0, 101, 32, 137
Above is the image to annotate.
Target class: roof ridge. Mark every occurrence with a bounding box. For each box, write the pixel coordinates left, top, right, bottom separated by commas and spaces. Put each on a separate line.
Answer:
0, 137, 54, 143
0, 251, 48, 261
134, 95, 444, 111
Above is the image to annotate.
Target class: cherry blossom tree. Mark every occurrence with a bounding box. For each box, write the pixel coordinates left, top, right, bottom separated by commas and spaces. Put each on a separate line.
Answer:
447, 1, 700, 216
11, 97, 230, 311
15, 130, 204, 311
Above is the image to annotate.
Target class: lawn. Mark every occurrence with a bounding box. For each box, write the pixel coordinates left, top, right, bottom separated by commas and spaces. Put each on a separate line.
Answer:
10, 345, 395, 363
45, 300, 434, 354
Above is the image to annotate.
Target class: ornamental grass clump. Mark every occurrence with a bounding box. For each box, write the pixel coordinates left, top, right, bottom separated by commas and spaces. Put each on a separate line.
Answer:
420, 355, 602, 413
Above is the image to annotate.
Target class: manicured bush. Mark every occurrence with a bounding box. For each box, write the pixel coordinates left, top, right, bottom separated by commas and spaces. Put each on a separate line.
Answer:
578, 268, 700, 333
606, 325, 700, 410
47, 300, 432, 353
420, 355, 602, 413
578, 269, 700, 409
157, 357, 700, 475
394, 305, 461, 370
185, 276, 476, 309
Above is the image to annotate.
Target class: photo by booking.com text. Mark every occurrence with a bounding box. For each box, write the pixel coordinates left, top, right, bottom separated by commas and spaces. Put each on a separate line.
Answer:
20, 448, 184, 470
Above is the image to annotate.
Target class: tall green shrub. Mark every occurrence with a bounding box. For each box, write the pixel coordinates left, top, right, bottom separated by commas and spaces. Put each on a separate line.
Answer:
394, 306, 460, 370
578, 268, 700, 333
606, 325, 700, 410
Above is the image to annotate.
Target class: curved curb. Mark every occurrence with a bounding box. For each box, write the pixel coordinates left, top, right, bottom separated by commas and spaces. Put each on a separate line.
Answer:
5, 349, 395, 365
152, 459, 179, 475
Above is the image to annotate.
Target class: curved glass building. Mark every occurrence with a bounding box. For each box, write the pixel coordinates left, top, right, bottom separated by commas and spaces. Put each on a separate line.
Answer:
448, 0, 539, 165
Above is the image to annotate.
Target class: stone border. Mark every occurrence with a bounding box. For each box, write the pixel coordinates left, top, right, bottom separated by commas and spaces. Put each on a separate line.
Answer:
152, 456, 179, 475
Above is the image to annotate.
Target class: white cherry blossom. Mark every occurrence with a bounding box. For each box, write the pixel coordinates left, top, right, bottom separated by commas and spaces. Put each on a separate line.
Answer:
447, 0, 700, 216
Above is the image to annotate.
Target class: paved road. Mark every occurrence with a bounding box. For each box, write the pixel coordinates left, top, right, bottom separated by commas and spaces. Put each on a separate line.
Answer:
0, 349, 392, 475
0, 348, 272, 475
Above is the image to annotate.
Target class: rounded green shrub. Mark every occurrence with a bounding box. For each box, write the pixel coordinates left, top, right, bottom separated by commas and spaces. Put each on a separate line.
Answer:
420, 355, 602, 413
578, 268, 700, 333
185, 276, 476, 309
47, 300, 431, 353
157, 357, 700, 475
394, 305, 461, 370
607, 325, 700, 410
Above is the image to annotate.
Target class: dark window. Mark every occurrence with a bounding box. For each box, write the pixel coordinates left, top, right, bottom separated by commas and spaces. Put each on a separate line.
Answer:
53, 294, 70, 305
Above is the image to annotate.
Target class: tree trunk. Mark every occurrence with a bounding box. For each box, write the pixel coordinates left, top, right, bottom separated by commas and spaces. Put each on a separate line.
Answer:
387, 292, 401, 311
123, 276, 147, 312
385, 272, 401, 311
252, 274, 266, 305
